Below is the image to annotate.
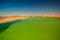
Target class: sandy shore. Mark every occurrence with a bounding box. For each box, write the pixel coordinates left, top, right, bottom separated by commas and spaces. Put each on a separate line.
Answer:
0, 15, 60, 23
0, 16, 29, 23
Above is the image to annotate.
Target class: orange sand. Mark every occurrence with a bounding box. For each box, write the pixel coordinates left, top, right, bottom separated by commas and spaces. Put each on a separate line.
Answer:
0, 15, 60, 23
0, 16, 29, 23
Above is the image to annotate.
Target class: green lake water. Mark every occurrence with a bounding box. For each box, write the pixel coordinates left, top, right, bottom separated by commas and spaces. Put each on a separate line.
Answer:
0, 17, 60, 40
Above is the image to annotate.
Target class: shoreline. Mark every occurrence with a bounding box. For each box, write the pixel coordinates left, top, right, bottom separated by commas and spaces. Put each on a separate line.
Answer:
0, 16, 29, 23
0, 16, 60, 23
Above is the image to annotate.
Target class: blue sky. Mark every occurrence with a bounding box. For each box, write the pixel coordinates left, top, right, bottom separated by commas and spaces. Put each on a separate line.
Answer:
0, 0, 60, 16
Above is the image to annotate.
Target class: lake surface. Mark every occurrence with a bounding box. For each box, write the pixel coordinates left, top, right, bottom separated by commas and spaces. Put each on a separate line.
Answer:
0, 18, 60, 40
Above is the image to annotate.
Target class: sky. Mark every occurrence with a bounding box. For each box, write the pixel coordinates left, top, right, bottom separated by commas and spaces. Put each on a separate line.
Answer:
0, 0, 60, 16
